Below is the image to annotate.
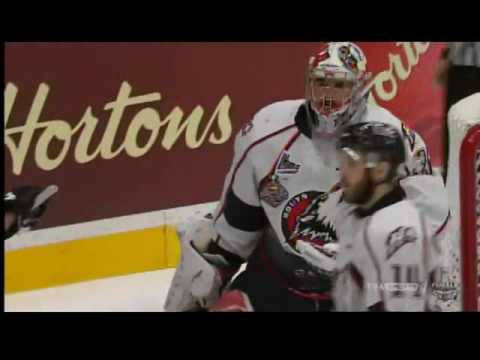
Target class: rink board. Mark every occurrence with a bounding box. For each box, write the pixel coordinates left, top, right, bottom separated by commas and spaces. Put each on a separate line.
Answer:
5, 201, 218, 294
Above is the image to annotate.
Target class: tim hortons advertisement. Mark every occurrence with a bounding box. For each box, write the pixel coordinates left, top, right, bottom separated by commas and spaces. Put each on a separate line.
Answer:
4, 42, 446, 229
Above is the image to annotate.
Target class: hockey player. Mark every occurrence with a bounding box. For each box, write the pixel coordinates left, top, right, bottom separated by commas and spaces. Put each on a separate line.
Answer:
165, 42, 449, 312
4, 185, 58, 240
331, 122, 441, 311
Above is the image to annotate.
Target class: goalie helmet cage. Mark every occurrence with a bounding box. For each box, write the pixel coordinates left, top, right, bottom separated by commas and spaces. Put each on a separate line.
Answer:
459, 123, 480, 311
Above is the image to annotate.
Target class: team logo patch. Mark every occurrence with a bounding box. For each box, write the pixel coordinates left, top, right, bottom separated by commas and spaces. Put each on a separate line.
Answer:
385, 226, 417, 260
276, 153, 301, 175
431, 268, 458, 302
281, 191, 337, 251
259, 175, 289, 208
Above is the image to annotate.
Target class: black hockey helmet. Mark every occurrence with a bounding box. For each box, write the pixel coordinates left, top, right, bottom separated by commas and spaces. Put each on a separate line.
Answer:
336, 122, 406, 167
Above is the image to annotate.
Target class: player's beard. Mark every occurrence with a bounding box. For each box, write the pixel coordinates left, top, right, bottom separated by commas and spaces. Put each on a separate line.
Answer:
342, 170, 376, 205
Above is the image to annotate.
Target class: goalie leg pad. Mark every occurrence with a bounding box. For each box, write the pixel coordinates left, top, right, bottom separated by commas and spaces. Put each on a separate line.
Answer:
209, 290, 254, 312
164, 239, 223, 312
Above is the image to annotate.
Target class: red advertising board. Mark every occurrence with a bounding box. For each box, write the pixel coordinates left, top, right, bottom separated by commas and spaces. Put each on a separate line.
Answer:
4, 42, 446, 228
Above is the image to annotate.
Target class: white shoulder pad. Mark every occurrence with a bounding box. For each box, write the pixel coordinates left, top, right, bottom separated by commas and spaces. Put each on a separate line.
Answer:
364, 104, 402, 130
399, 175, 450, 233
164, 217, 223, 312
238, 99, 304, 144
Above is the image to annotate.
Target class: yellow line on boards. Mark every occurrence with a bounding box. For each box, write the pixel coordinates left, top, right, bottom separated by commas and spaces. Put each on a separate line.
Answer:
5, 225, 181, 294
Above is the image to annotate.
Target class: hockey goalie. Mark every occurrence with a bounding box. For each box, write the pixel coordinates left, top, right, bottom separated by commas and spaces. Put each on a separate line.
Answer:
164, 42, 450, 312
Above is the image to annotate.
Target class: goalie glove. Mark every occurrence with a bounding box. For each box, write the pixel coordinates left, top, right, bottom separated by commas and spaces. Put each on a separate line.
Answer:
4, 185, 58, 240
295, 240, 339, 277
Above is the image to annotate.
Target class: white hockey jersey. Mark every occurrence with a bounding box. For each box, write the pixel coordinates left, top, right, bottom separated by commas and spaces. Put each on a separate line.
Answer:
212, 99, 450, 294
332, 187, 443, 311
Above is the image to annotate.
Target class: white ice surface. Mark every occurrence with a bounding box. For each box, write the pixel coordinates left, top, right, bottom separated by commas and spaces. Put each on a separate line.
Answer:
5, 269, 175, 312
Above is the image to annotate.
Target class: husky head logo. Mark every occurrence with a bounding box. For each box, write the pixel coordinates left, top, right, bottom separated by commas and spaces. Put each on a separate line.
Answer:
281, 191, 337, 251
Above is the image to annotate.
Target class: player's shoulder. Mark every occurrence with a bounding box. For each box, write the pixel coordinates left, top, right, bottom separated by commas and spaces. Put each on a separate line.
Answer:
251, 99, 304, 136
371, 200, 420, 228
364, 103, 404, 130
236, 99, 303, 147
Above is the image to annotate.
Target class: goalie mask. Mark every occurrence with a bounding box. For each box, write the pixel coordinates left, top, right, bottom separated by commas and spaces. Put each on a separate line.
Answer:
305, 42, 373, 168
305, 42, 372, 132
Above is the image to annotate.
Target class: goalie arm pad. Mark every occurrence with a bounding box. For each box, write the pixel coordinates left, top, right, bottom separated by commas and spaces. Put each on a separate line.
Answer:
164, 215, 244, 312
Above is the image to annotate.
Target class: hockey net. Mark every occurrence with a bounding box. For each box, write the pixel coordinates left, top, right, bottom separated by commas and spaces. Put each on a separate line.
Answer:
439, 121, 480, 311
459, 124, 480, 311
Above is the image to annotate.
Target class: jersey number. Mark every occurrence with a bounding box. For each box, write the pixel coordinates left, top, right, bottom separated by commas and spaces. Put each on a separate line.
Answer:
391, 264, 424, 298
